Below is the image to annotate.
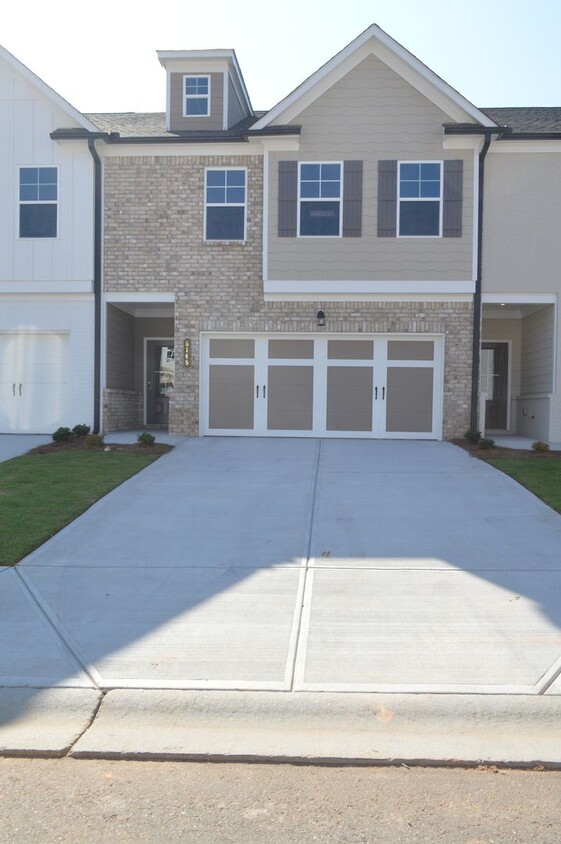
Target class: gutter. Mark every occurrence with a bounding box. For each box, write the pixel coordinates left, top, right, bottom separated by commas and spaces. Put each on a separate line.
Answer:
87, 137, 102, 434
470, 130, 493, 431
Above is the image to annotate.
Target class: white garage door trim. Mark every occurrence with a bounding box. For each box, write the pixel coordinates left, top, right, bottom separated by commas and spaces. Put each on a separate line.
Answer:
200, 332, 444, 440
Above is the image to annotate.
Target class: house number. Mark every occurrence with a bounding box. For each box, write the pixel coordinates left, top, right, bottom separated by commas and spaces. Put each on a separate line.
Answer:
183, 339, 191, 367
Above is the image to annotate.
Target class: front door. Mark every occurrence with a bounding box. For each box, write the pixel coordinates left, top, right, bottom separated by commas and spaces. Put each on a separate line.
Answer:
203, 335, 442, 439
146, 340, 175, 426
482, 342, 508, 430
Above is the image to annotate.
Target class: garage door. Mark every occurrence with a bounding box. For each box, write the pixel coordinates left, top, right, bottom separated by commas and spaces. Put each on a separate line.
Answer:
201, 335, 443, 439
0, 333, 69, 433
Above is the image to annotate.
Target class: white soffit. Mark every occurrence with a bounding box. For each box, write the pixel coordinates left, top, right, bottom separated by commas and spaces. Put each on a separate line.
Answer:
253, 24, 496, 130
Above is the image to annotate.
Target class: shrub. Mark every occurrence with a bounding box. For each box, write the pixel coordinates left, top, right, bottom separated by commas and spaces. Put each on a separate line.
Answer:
52, 427, 72, 443
479, 438, 495, 450
138, 431, 156, 447
465, 428, 481, 444
532, 440, 550, 453
72, 423, 91, 437
84, 434, 105, 449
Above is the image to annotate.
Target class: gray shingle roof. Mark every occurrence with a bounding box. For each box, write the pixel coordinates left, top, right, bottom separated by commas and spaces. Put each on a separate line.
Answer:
482, 107, 561, 133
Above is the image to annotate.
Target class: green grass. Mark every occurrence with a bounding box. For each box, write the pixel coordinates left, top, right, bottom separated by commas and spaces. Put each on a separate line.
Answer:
0, 450, 160, 566
487, 458, 561, 514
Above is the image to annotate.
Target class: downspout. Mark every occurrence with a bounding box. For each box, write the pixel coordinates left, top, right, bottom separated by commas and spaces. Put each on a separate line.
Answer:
470, 130, 492, 431
87, 137, 102, 434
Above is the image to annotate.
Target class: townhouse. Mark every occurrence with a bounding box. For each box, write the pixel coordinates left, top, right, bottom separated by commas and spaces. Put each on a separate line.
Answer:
2, 26, 560, 443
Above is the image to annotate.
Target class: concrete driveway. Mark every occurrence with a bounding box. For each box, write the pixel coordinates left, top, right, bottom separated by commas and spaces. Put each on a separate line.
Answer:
2, 437, 561, 699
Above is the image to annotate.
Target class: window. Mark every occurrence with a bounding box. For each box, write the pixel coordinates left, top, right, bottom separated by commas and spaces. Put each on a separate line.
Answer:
205, 169, 246, 241
184, 75, 210, 116
398, 162, 441, 236
19, 166, 58, 238
299, 162, 341, 237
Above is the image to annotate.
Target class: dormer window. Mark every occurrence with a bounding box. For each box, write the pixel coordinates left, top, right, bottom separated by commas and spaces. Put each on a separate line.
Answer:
184, 75, 210, 117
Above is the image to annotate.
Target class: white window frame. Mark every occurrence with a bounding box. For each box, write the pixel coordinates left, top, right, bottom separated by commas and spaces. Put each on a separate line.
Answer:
17, 164, 59, 240
204, 166, 247, 242
297, 161, 343, 238
183, 74, 211, 118
397, 160, 442, 238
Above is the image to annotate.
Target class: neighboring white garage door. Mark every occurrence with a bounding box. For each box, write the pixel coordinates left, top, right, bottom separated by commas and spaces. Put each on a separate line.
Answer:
201, 334, 443, 439
0, 332, 69, 433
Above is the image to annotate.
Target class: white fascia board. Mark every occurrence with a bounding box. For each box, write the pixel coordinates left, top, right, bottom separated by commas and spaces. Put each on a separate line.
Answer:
483, 293, 557, 304
253, 24, 496, 130
264, 280, 475, 298
0, 281, 94, 294
104, 292, 175, 303
100, 143, 261, 157
0, 43, 99, 132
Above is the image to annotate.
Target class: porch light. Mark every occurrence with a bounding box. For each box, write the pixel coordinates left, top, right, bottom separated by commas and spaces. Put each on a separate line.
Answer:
317, 309, 326, 327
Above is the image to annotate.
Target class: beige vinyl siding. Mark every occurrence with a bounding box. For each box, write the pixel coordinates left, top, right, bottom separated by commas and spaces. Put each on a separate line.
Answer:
483, 154, 561, 294
169, 72, 223, 132
267, 53, 474, 282
227, 74, 246, 128
520, 306, 555, 395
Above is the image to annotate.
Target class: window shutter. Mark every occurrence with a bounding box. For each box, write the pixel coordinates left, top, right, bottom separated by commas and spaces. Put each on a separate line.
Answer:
278, 161, 298, 237
443, 160, 463, 237
342, 160, 363, 237
377, 160, 397, 237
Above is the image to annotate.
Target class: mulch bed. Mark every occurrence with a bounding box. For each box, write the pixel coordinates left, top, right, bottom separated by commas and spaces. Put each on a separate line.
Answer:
27, 438, 173, 457
451, 438, 561, 460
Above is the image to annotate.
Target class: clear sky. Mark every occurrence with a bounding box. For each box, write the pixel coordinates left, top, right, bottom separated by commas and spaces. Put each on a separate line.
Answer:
3, 0, 560, 114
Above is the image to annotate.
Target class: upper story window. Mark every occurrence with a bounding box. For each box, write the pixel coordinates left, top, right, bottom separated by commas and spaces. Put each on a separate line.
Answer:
299, 162, 341, 237
398, 162, 442, 237
19, 166, 58, 238
205, 168, 246, 241
184, 75, 210, 117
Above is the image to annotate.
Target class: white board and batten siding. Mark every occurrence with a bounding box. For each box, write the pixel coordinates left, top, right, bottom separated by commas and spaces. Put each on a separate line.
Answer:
0, 57, 94, 287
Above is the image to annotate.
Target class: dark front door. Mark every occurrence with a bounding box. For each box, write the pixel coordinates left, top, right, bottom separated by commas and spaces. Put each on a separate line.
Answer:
482, 342, 508, 430
146, 341, 174, 426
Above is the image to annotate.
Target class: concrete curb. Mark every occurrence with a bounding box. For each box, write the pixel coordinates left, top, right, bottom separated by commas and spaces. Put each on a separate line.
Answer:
71, 690, 561, 767
0, 688, 102, 757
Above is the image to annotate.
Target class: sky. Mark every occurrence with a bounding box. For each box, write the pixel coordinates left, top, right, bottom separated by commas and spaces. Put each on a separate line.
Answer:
3, 0, 561, 114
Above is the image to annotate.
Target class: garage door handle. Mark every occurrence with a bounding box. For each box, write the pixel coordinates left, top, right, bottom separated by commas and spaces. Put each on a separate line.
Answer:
374, 386, 378, 400
256, 385, 259, 398
19, 383, 22, 396
263, 385, 266, 399
12, 383, 16, 396
382, 386, 385, 400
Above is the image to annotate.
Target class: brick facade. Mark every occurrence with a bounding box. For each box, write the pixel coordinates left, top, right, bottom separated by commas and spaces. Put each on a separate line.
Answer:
104, 154, 473, 439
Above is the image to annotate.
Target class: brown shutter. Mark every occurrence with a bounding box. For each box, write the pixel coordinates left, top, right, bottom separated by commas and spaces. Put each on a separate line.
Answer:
377, 160, 397, 237
443, 160, 463, 237
342, 160, 363, 237
278, 161, 298, 237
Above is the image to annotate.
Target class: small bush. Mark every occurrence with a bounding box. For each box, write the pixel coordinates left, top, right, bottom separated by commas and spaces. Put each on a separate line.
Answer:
52, 427, 73, 443
84, 434, 105, 449
72, 423, 91, 437
479, 437, 495, 450
138, 431, 156, 447
465, 428, 481, 444
532, 440, 550, 453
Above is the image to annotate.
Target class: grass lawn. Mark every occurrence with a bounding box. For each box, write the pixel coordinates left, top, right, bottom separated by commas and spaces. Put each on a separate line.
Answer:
486, 457, 561, 514
0, 449, 163, 566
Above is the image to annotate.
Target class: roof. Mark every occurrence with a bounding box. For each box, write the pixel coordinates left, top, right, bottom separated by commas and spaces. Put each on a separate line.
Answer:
482, 107, 561, 134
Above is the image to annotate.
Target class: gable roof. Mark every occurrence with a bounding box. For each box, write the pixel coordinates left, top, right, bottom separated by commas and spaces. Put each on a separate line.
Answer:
482, 107, 561, 134
252, 24, 497, 131
0, 43, 99, 133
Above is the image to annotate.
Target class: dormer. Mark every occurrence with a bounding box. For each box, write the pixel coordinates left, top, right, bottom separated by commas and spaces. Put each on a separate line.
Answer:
157, 49, 253, 133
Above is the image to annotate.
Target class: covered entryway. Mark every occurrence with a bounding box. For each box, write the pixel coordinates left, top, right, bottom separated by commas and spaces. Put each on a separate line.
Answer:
201, 334, 443, 439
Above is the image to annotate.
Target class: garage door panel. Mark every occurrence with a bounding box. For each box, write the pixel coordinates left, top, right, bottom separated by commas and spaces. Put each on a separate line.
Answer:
327, 367, 373, 432
208, 364, 254, 430
386, 367, 434, 433
267, 366, 313, 431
